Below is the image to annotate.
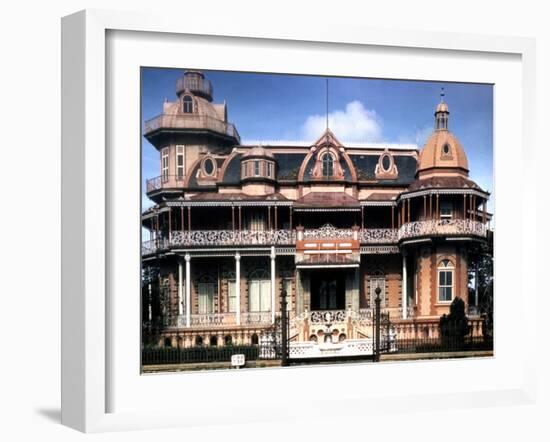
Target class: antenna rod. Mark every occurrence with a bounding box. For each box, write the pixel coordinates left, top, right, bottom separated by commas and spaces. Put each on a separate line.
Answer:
326, 78, 329, 130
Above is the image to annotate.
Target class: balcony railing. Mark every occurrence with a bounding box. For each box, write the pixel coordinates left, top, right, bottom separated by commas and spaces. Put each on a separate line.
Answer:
146, 174, 185, 193
398, 219, 487, 240
142, 220, 488, 255
161, 312, 273, 328
144, 113, 240, 141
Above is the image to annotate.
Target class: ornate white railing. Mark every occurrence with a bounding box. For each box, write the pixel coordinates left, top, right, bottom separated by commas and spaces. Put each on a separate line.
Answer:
303, 224, 354, 240
241, 311, 272, 325
189, 313, 237, 327
141, 220, 487, 255
360, 228, 398, 243
398, 219, 487, 240
310, 310, 347, 324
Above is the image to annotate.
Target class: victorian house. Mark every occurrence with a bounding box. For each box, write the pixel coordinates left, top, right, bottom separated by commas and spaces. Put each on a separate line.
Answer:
141, 70, 491, 357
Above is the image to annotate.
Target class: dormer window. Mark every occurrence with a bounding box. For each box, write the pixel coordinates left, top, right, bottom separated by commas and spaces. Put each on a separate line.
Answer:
202, 157, 216, 176
183, 95, 193, 113
321, 152, 334, 177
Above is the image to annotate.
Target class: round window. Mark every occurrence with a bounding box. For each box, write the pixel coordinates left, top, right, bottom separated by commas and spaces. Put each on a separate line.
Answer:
381, 154, 391, 171
203, 158, 215, 175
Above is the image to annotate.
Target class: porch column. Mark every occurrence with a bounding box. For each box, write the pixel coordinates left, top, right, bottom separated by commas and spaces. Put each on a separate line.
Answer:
270, 246, 276, 324
402, 253, 408, 319
185, 253, 191, 327
474, 263, 479, 307
178, 258, 183, 316
235, 253, 241, 325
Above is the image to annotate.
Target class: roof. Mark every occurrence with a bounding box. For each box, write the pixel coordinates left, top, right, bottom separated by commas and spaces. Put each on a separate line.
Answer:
349, 154, 417, 184
407, 176, 484, 192
188, 192, 289, 202
417, 130, 469, 174
294, 192, 359, 208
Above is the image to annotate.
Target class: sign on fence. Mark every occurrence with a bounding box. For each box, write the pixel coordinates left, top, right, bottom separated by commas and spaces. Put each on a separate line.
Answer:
231, 354, 246, 368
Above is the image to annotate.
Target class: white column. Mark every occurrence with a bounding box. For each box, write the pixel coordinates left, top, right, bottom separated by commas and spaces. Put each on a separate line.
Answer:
235, 253, 241, 325
185, 253, 191, 327
178, 259, 183, 316
402, 254, 408, 319
270, 246, 276, 324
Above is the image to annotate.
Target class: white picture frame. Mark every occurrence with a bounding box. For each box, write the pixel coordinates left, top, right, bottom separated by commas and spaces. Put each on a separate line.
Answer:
61, 9, 538, 433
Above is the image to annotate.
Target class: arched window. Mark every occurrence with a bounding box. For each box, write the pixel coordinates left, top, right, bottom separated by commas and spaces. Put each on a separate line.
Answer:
369, 270, 386, 308
195, 335, 203, 346
183, 95, 193, 113
251, 333, 259, 345
248, 269, 271, 312
321, 152, 334, 177
209, 335, 218, 347
438, 259, 454, 303
224, 335, 233, 346
197, 274, 216, 314
164, 337, 172, 348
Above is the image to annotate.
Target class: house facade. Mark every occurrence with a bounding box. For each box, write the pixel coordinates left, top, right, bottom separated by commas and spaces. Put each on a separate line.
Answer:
141, 70, 491, 355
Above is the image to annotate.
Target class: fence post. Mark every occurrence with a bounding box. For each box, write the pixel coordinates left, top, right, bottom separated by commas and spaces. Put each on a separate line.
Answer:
374, 287, 381, 362
281, 288, 289, 367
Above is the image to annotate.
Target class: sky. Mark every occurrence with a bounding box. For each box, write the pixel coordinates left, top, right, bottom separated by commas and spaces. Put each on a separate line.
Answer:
141, 68, 494, 214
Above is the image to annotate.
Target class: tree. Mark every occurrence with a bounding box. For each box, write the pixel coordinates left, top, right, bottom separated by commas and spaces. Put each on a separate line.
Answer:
439, 297, 470, 349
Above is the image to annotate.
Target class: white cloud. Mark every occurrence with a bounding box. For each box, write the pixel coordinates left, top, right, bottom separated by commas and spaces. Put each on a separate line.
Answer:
301, 100, 382, 143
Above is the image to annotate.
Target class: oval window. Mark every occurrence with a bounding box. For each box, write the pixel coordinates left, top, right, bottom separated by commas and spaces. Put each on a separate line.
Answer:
442, 143, 450, 155
381, 154, 391, 171
203, 158, 215, 175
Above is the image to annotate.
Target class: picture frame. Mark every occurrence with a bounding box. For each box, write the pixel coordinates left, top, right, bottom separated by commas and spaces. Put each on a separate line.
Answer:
61, 9, 538, 433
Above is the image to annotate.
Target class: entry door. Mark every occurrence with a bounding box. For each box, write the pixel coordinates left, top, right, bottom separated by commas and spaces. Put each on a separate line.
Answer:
311, 271, 345, 310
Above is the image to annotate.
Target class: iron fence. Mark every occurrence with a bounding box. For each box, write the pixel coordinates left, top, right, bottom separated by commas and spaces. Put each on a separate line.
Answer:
392, 336, 493, 354
142, 344, 270, 365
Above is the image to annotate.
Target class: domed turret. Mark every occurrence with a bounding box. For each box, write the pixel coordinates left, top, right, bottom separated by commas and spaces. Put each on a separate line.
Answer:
417, 93, 469, 178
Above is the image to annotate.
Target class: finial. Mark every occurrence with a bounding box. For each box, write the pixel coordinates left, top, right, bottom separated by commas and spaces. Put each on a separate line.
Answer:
440, 87, 445, 102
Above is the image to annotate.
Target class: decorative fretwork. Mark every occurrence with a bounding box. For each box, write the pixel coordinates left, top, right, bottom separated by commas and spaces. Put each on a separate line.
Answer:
360, 228, 398, 243
398, 219, 487, 240
189, 313, 237, 327
141, 219, 488, 255
303, 224, 354, 240
310, 310, 347, 324
241, 311, 272, 325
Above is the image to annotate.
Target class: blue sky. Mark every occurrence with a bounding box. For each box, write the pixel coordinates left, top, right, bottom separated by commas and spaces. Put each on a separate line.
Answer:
141, 68, 493, 213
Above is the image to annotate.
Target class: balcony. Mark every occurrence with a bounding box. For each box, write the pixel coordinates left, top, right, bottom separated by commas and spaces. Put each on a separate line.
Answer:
142, 229, 297, 255
146, 174, 185, 194
142, 220, 487, 255
398, 219, 487, 241
161, 311, 274, 329
143, 114, 240, 142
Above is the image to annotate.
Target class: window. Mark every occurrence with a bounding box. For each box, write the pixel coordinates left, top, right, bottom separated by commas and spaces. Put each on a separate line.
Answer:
224, 335, 233, 346
369, 271, 386, 308
438, 259, 454, 302
253, 160, 260, 176
440, 201, 453, 219
442, 143, 450, 155
210, 335, 218, 347
282, 277, 293, 312
381, 154, 391, 172
227, 274, 237, 313
203, 157, 215, 176
266, 162, 272, 178
161, 147, 169, 181
176, 146, 185, 179
183, 95, 193, 113
321, 152, 334, 177
251, 333, 259, 345
198, 275, 216, 314
247, 210, 265, 231
249, 269, 271, 312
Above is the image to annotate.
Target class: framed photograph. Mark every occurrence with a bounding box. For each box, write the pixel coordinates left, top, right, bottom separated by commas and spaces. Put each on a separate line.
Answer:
62, 9, 537, 433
